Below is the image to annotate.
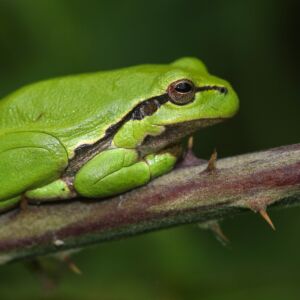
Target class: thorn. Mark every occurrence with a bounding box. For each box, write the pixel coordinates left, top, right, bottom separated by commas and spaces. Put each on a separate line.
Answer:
62, 255, 82, 275
210, 221, 230, 246
206, 148, 218, 172
259, 209, 275, 231
178, 136, 204, 167
198, 220, 230, 246
26, 259, 58, 291
188, 136, 194, 150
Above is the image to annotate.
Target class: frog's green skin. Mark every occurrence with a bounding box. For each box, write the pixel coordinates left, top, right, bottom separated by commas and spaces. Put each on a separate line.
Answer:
0, 57, 239, 212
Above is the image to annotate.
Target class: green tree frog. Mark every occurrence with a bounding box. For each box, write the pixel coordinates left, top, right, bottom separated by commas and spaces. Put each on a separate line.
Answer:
0, 57, 239, 212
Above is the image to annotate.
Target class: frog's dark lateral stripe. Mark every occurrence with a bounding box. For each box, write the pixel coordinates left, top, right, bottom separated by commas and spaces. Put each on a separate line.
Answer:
66, 85, 227, 175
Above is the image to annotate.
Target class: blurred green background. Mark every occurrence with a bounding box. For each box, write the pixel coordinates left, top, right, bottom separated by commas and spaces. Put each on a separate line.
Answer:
0, 0, 299, 299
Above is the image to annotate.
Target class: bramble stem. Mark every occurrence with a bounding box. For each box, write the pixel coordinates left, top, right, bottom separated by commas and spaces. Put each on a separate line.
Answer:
0, 144, 299, 264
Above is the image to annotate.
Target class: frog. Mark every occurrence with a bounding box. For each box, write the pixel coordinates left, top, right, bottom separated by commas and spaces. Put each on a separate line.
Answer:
0, 57, 239, 212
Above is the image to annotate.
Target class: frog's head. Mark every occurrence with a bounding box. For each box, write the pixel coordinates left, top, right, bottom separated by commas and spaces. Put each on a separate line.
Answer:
113, 57, 239, 152
147, 57, 239, 127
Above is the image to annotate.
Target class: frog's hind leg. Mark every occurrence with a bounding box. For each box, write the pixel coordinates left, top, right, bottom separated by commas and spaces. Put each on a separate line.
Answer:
0, 132, 69, 206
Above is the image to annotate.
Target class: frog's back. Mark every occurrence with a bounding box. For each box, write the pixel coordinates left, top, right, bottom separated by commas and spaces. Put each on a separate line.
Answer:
0, 65, 168, 152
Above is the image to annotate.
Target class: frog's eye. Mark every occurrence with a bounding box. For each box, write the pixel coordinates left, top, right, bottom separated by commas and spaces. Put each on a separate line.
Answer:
167, 79, 196, 105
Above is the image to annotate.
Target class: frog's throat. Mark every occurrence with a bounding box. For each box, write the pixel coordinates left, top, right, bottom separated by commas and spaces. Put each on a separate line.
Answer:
138, 118, 225, 156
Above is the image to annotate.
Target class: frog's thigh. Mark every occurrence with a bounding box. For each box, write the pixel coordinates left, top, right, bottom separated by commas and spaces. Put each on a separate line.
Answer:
74, 148, 178, 198
0, 132, 68, 201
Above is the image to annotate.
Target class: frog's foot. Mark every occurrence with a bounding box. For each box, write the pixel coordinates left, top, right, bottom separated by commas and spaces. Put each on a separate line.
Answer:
25, 179, 77, 203
74, 147, 180, 198
0, 180, 76, 213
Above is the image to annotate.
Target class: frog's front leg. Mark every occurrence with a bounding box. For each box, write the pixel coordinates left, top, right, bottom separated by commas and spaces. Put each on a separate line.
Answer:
73, 146, 181, 198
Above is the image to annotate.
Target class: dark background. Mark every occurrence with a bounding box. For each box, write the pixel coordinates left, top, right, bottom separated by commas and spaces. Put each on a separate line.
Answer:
0, 0, 299, 299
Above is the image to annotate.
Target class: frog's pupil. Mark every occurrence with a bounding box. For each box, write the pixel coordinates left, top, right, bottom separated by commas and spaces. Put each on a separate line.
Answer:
175, 82, 192, 93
